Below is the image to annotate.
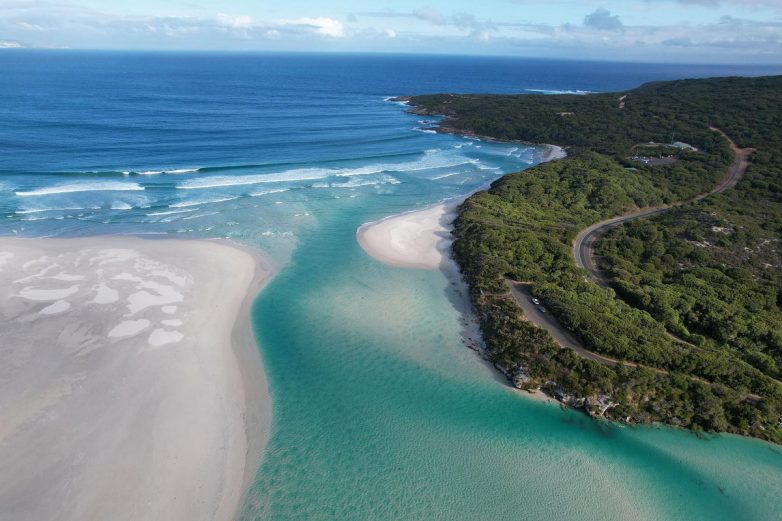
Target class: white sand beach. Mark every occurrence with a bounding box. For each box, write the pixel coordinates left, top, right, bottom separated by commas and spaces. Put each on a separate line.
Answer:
357, 146, 567, 402
544, 144, 567, 161
357, 145, 566, 272
356, 198, 464, 271
0, 236, 272, 521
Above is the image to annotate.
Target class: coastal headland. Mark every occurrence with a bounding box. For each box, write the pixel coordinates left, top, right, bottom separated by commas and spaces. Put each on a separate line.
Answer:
368, 76, 782, 443
0, 236, 272, 521
357, 144, 565, 272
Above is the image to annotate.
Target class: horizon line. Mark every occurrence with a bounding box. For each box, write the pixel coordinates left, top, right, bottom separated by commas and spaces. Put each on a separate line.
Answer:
3, 48, 782, 69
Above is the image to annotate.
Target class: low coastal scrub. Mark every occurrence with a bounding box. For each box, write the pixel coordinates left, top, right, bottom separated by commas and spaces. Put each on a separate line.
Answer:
407, 76, 782, 442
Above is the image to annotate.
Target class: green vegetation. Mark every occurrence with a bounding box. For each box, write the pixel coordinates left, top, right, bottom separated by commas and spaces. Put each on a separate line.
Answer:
406, 76, 782, 442
597, 175, 782, 378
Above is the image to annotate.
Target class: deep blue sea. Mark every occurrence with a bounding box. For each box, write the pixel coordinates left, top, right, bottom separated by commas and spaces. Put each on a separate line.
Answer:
2, 51, 781, 520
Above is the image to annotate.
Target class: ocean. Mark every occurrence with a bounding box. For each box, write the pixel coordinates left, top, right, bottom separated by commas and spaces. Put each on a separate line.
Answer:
1, 51, 781, 520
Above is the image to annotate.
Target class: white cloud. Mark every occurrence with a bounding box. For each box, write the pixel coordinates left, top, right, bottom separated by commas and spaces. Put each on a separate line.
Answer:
583, 9, 624, 32
0, 2, 780, 62
357, 9, 498, 40
474, 30, 491, 42
216, 13, 253, 29
0, 39, 24, 48
292, 17, 346, 38
414, 7, 445, 26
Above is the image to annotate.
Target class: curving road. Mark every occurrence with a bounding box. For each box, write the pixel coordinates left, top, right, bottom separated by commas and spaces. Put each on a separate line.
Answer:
500, 131, 762, 399
506, 280, 666, 371
573, 128, 752, 284
505, 279, 762, 401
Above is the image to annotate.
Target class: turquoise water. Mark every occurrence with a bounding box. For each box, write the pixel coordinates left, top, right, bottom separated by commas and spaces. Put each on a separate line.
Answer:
1, 52, 781, 520
241, 188, 782, 520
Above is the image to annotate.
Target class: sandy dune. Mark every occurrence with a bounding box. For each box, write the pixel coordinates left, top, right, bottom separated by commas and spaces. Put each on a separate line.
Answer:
0, 236, 272, 521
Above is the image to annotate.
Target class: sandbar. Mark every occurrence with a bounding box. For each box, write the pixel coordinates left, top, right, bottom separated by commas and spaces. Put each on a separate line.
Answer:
0, 236, 272, 521
357, 145, 566, 271
357, 197, 465, 271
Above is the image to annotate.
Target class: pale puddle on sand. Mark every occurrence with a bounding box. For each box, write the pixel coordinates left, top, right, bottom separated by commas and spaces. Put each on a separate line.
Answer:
8, 247, 190, 348
0, 238, 264, 521
0, 252, 12, 271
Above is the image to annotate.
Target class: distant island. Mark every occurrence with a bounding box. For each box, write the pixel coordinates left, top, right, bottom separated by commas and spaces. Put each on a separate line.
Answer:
399, 76, 782, 443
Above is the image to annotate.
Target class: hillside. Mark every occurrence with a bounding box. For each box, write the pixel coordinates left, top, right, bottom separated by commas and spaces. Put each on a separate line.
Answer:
404, 76, 782, 442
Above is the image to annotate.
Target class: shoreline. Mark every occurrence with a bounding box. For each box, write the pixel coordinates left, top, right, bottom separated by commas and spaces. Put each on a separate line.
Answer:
220, 238, 275, 519
355, 141, 563, 271
388, 96, 567, 160
356, 138, 566, 401
0, 235, 274, 521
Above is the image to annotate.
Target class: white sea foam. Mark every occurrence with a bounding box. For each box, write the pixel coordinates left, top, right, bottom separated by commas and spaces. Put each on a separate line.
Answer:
169, 196, 240, 208
134, 168, 199, 175
179, 168, 337, 190
525, 88, 592, 95
383, 96, 409, 107
15, 206, 96, 215
111, 202, 133, 210
431, 172, 461, 180
333, 165, 387, 177
248, 188, 290, 197
180, 211, 220, 221
146, 208, 198, 216
16, 182, 145, 197
335, 175, 400, 188
179, 150, 476, 190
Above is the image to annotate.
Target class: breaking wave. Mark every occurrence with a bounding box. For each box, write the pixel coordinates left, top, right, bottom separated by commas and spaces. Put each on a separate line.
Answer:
15, 182, 145, 197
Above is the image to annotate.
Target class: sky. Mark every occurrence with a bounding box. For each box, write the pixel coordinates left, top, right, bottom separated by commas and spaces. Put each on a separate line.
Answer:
1, 0, 782, 63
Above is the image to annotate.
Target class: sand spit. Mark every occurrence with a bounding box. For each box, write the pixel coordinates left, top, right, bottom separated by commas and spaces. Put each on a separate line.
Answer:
0, 236, 272, 521
357, 145, 567, 403
357, 199, 462, 271
357, 144, 566, 271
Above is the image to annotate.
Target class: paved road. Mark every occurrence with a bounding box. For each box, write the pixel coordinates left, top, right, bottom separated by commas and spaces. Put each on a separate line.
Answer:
506, 281, 621, 366
572, 207, 668, 287
494, 129, 766, 400
505, 279, 764, 401
573, 128, 752, 284
502, 129, 765, 395
506, 280, 671, 373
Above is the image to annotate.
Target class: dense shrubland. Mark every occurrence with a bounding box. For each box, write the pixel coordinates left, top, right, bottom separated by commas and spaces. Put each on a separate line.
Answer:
408, 76, 782, 442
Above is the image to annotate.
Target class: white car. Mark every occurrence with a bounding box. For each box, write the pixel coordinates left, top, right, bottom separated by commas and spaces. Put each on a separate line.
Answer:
531, 297, 540, 305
